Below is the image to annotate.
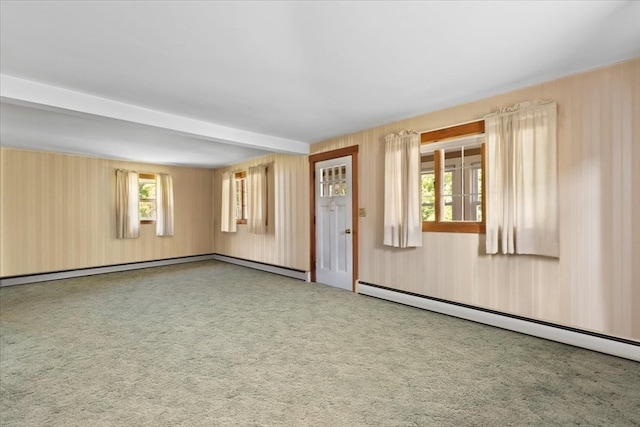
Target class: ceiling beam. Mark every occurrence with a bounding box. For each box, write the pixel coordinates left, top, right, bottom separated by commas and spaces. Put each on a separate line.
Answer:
0, 74, 309, 155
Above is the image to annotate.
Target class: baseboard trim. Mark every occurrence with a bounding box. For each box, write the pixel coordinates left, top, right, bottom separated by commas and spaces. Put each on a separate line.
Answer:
213, 254, 308, 281
357, 282, 640, 362
0, 254, 218, 287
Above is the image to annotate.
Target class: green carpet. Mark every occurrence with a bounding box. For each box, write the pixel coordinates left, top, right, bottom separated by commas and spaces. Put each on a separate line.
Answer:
1, 260, 638, 426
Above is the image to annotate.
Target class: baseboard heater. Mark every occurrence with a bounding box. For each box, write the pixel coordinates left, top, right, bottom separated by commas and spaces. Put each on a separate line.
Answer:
357, 282, 639, 362
0, 254, 218, 287
212, 254, 309, 281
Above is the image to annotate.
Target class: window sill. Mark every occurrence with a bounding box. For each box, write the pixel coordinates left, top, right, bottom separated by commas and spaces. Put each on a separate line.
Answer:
422, 222, 485, 234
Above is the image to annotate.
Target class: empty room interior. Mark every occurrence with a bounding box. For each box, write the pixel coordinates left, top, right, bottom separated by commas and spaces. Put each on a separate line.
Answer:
1, 1, 639, 426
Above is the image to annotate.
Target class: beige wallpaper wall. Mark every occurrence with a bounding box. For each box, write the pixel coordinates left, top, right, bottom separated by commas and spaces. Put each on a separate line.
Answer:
311, 58, 640, 341
213, 153, 310, 271
3, 59, 637, 342
0, 149, 215, 277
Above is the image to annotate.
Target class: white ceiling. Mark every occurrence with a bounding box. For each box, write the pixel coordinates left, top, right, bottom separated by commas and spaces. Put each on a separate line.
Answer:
1, 1, 639, 168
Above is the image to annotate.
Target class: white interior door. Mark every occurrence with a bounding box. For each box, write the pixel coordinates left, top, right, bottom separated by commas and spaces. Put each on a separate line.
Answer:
315, 156, 353, 290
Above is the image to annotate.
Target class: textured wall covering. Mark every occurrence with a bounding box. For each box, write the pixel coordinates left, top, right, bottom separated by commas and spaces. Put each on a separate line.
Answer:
1, 59, 637, 342
214, 153, 310, 271
0, 149, 215, 276
311, 59, 640, 341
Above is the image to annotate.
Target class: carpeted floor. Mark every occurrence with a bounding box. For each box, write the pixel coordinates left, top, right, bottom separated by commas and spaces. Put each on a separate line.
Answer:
1, 260, 639, 426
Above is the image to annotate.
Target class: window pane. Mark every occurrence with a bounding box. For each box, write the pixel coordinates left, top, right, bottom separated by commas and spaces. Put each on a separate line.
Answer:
235, 177, 247, 220
319, 165, 348, 197
235, 182, 242, 218
421, 171, 435, 221
440, 148, 482, 223
464, 194, 480, 221
442, 195, 465, 221
443, 170, 454, 196
473, 165, 482, 194
443, 205, 453, 221
242, 180, 247, 219
139, 182, 156, 199
442, 196, 453, 221
422, 203, 435, 221
140, 201, 156, 220
139, 178, 157, 222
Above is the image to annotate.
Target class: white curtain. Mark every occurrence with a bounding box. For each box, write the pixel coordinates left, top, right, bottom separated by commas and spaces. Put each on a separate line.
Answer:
155, 173, 174, 236
247, 164, 268, 234
221, 171, 237, 233
485, 101, 558, 257
383, 130, 422, 248
115, 169, 139, 239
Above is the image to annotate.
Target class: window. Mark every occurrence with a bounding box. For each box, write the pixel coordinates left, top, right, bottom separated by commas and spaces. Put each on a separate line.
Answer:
235, 171, 247, 224
421, 120, 485, 233
319, 164, 348, 197
138, 173, 156, 224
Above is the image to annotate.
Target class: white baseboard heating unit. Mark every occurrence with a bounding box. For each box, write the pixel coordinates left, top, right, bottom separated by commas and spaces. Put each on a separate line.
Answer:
357, 282, 639, 362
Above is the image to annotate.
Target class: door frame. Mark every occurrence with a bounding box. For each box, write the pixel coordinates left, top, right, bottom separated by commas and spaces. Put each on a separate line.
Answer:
309, 146, 359, 291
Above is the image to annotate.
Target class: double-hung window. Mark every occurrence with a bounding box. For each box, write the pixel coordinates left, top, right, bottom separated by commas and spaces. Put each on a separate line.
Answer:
421, 120, 486, 233
235, 171, 247, 224
138, 173, 157, 224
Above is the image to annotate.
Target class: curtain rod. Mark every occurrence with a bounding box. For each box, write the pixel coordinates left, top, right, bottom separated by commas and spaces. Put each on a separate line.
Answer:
484, 100, 555, 119
415, 100, 555, 135
115, 168, 169, 176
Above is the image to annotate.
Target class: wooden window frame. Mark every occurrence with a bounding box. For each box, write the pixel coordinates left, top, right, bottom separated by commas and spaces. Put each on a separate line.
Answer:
421, 120, 486, 234
235, 171, 247, 224
139, 173, 156, 225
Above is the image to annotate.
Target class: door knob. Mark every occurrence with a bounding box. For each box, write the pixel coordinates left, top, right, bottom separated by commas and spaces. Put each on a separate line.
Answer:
345, 229, 351, 234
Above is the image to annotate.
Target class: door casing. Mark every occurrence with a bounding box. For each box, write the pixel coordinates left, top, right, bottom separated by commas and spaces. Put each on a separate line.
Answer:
309, 146, 359, 291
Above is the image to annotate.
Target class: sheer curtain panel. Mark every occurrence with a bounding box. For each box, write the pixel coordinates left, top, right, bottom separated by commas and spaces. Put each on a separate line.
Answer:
221, 171, 237, 232
116, 169, 140, 239
383, 130, 422, 248
155, 173, 174, 236
485, 101, 558, 257
247, 164, 268, 234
